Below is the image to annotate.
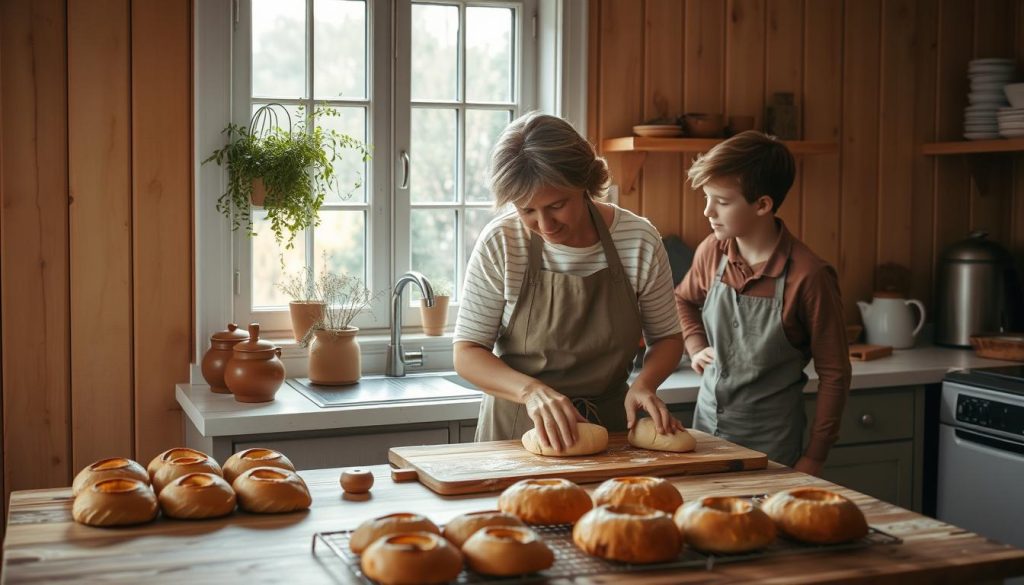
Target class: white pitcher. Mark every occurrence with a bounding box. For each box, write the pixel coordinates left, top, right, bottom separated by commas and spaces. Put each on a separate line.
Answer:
857, 293, 926, 349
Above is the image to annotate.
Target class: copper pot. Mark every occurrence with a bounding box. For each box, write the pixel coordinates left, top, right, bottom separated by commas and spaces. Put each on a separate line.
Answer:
224, 323, 285, 403
201, 323, 250, 393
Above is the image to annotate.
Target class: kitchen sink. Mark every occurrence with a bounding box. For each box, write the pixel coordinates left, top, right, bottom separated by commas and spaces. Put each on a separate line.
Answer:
287, 372, 481, 408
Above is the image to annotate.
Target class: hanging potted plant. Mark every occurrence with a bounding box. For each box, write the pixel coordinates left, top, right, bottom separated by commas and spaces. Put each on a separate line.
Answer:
300, 270, 380, 385
203, 103, 370, 249
419, 278, 452, 336
276, 266, 325, 342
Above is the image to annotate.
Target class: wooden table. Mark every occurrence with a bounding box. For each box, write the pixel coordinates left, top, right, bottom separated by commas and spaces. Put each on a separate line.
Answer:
4, 463, 1023, 584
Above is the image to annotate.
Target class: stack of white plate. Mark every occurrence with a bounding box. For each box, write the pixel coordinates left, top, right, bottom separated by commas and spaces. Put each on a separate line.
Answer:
965, 58, 1015, 140
998, 107, 1024, 137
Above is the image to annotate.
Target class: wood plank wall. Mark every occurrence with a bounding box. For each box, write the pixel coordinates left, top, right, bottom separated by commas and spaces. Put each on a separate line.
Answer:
590, 0, 1024, 323
0, 0, 193, 531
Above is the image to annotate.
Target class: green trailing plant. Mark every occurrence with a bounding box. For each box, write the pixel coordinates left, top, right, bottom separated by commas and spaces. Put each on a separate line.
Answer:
203, 104, 371, 249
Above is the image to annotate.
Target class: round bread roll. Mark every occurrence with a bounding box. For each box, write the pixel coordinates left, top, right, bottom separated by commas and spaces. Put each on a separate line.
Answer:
147, 447, 215, 477
151, 453, 223, 494
521, 423, 608, 456
673, 496, 776, 554
573, 504, 681, 563
72, 478, 159, 527
442, 510, 524, 548
628, 418, 696, 452
350, 512, 441, 554
232, 467, 311, 514
340, 468, 375, 494
158, 472, 236, 519
222, 448, 294, 483
498, 478, 592, 525
592, 476, 683, 514
72, 457, 150, 497
360, 532, 463, 585
462, 526, 554, 576
762, 487, 868, 544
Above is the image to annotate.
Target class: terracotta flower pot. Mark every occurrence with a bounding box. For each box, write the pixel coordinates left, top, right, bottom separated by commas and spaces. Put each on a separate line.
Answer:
288, 301, 326, 342
420, 296, 450, 336
308, 327, 361, 385
251, 178, 267, 207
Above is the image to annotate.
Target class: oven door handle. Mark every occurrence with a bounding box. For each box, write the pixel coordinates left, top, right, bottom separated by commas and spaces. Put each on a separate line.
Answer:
954, 428, 1024, 458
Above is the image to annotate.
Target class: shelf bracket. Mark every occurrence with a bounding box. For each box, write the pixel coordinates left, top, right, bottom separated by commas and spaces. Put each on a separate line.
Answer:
616, 152, 648, 196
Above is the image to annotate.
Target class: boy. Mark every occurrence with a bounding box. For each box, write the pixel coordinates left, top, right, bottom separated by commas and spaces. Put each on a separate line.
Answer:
675, 131, 850, 475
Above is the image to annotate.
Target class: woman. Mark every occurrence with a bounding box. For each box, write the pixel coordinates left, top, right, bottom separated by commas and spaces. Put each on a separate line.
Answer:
453, 112, 685, 453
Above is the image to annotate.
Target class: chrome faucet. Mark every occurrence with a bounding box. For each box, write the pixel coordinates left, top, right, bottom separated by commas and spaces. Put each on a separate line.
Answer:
386, 271, 435, 377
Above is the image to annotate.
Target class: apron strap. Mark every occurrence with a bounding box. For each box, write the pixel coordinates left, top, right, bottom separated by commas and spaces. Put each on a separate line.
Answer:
773, 260, 789, 303
714, 254, 729, 282
586, 199, 626, 282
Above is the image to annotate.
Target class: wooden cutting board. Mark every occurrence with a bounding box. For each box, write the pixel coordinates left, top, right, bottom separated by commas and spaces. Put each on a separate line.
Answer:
388, 430, 768, 495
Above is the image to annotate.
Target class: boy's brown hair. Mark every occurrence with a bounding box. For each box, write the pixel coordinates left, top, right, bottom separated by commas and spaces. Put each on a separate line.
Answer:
687, 130, 796, 213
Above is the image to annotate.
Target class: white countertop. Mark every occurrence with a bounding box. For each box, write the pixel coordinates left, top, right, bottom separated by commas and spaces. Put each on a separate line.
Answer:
177, 346, 1018, 438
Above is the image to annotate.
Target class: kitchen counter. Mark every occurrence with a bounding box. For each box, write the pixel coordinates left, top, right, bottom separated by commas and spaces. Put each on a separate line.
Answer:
4, 463, 1023, 584
177, 346, 1018, 438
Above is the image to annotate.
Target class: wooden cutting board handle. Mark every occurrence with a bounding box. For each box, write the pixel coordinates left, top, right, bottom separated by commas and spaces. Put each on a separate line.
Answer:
390, 467, 419, 482
849, 343, 893, 361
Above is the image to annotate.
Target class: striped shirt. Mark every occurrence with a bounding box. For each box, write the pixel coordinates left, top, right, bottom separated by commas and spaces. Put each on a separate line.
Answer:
454, 205, 682, 349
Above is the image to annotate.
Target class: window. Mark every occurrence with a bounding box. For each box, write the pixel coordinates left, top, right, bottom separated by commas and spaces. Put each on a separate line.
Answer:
231, 0, 537, 336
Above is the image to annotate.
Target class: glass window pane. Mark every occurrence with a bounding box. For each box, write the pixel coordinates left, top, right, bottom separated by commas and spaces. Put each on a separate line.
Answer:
318, 107, 368, 203
466, 7, 513, 103
314, 0, 367, 99
252, 0, 306, 99
465, 109, 510, 202
462, 207, 496, 301
411, 4, 458, 101
252, 210, 307, 309
314, 209, 366, 284
411, 108, 457, 202
411, 209, 456, 301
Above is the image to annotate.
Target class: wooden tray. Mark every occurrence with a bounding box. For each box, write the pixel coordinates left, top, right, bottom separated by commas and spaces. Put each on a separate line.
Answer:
970, 333, 1024, 361
849, 343, 893, 361
388, 430, 767, 495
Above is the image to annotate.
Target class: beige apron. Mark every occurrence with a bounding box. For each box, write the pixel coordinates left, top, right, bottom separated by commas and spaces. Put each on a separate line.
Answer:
475, 200, 644, 441
692, 256, 809, 465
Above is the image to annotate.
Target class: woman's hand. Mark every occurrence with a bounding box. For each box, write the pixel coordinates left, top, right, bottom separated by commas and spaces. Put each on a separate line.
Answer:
523, 382, 586, 452
690, 346, 716, 375
625, 384, 685, 435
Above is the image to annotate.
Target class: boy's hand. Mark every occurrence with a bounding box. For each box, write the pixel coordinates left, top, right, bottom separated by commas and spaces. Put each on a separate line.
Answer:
690, 346, 716, 374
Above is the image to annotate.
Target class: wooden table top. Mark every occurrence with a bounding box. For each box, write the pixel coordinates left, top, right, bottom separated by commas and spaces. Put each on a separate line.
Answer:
4, 463, 1023, 584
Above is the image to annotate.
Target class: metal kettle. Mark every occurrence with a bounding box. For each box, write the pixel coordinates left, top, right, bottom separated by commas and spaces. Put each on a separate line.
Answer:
935, 231, 1024, 347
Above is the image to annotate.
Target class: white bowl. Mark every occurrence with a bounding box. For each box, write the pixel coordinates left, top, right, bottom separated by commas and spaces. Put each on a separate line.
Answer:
965, 132, 1001, 140
970, 92, 1010, 104
1003, 83, 1024, 108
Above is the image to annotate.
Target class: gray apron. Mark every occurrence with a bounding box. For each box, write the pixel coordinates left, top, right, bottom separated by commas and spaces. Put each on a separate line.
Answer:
475, 200, 643, 441
692, 255, 808, 465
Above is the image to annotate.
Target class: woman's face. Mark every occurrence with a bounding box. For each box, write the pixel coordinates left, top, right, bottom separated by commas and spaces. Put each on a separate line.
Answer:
516, 185, 593, 247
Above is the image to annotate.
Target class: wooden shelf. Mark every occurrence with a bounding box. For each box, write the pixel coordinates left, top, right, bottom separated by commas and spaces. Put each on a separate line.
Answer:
600, 137, 838, 195
601, 136, 839, 155
921, 138, 1024, 155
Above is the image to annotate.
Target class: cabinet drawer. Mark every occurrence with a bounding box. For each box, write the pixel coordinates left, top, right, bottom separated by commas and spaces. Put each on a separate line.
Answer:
235, 427, 450, 470
820, 440, 914, 509
805, 388, 915, 446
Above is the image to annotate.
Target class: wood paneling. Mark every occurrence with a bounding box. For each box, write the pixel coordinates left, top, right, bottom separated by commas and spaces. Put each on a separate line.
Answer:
131, 0, 192, 464
589, 0, 1024, 324
1, 0, 72, 504
0, 0, 192, 513
600, 0, 645, 212
68, 0, 134, 469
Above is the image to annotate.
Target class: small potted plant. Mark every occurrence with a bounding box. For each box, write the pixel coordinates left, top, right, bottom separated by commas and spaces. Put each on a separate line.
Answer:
203, 103, 370, 249
301, 271, 380, 385
420, 278, 452, 336
276, 266, 325, 342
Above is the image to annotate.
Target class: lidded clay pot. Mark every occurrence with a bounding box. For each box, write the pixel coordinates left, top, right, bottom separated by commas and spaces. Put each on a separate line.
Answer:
224, 323, 285, 403
201, 323, 250, 393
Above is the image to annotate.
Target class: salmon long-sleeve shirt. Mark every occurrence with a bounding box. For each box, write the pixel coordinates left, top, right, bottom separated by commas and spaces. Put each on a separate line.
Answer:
674, 220, 851, 461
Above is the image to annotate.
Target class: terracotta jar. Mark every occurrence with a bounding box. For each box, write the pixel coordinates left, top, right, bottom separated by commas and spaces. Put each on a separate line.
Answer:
201, 323, 250, 394
224, 323, 285, 403
308, 327, 361, 385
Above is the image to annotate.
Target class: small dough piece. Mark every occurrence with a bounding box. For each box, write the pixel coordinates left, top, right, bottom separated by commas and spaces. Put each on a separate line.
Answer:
521, 422, 608, 456
628, 418, 696, 452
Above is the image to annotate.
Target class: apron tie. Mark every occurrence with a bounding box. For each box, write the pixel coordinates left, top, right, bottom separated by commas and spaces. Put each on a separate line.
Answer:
572, 397, 603, 425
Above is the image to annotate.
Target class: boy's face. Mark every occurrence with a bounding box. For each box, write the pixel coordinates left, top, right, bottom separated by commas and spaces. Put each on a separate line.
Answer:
702, 177, 773, 240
